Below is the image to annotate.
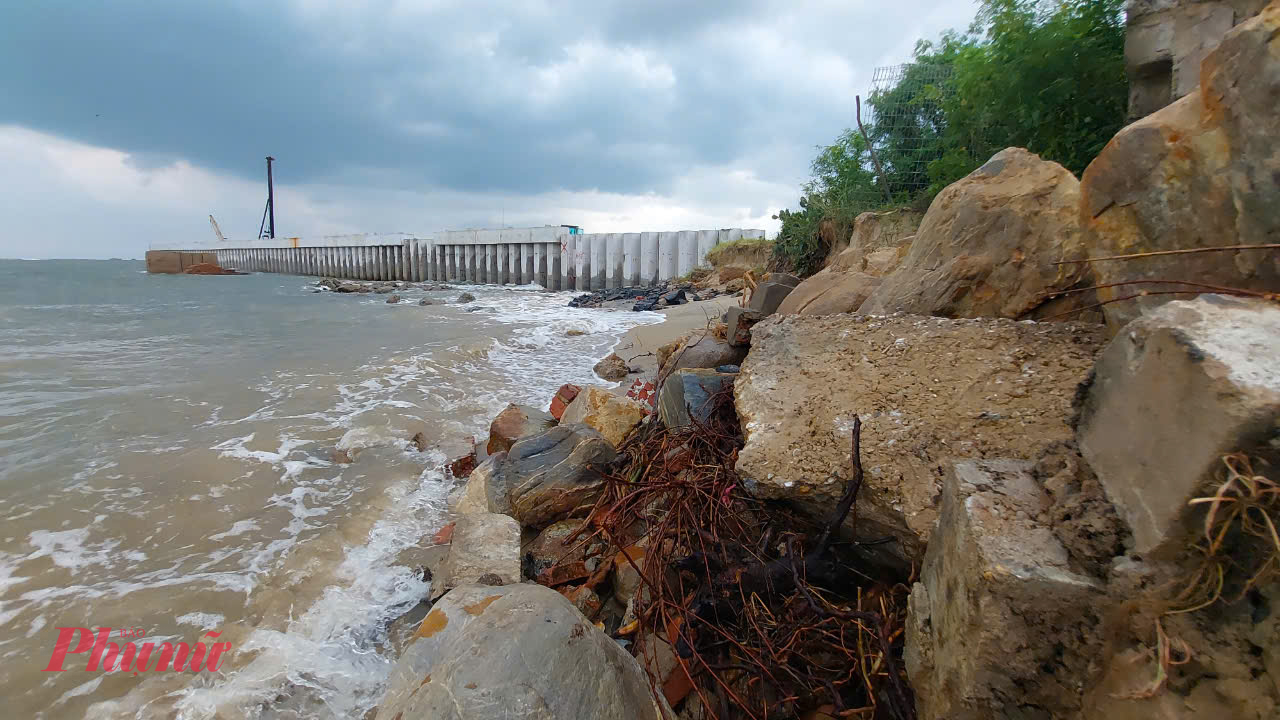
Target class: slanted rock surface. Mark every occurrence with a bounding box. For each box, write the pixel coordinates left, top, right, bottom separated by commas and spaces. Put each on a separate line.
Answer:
1077, 295, 1280, 556
379, 583, 668, 720
434, 513, 521, 598
734, 313, 1105, 564
559, 386, 649, 447
451, 453, 507, 516
497, 425, 617, 529
905, 460, 1103, 720
860, 147, 1093, 321
1081, 4, 1280, 329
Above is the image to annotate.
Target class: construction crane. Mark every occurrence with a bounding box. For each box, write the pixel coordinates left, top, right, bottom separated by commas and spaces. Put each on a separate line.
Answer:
208, 215, 226, 243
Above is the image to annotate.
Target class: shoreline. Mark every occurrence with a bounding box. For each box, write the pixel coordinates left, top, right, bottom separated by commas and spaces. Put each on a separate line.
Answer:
606, 295, 739, 381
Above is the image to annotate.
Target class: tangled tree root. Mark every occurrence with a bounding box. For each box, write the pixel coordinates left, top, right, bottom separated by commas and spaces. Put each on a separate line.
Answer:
570, 385, 915, 720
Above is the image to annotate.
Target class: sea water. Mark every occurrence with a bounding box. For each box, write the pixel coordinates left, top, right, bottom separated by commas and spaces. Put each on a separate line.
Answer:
0, 259, 660, 718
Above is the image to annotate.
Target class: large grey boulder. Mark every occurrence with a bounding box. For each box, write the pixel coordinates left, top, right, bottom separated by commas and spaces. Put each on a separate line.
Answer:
379, 583, 667, 720
905, 460, 1103, 720
497, 425, 617, 529
734, 313, 1105, 565
450, 453, 508, 516
860, 148, 1093, 321
434, 513, 521, 599
1082, 5, 1280, 329
1077, 295, 1280, 556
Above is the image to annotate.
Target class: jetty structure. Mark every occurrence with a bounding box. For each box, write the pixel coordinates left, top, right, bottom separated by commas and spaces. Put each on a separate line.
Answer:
145, 225, 766, 290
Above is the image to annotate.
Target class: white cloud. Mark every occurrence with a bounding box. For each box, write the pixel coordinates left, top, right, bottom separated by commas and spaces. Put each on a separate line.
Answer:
0, 126, 788, 259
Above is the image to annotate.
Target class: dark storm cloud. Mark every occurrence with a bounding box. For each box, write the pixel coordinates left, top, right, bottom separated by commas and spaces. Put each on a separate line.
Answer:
0, 1, 975, 197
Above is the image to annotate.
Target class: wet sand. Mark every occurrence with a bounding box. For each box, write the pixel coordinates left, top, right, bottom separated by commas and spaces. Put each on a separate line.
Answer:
610, 296, 739, 380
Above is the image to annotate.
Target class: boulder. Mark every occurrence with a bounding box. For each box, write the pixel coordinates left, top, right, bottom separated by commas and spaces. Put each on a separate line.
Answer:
659, 369, 734, 429
549, 383, 581, 420
379, 583, 667, 720
593, 353, 629, 381
486, 403, 556, 455
456, 292, 476, 304
747, 281, 795, 315
724, 307, 765, 346
1081, 6, 1280, 330
434, 513, 521, 599
451, 453, 507, 516
776, 270, 882, 316
860, 147, 1093, 321
1076, 295, 1280, 556
662, 333, 747, 375
525, 519, 606, 587
905, 460, 1103, 720
559, 386, 650, 448
418, 298, 433, 306
496, 425, 617, 529
386, 294, 401, 304
734, 313, 1105, 565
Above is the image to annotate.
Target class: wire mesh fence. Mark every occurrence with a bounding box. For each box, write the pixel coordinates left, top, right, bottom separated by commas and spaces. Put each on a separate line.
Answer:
848, 62, 957, 207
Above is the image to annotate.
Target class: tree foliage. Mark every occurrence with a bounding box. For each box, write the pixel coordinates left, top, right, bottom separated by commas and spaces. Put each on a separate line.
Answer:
772, 0, 1128, 274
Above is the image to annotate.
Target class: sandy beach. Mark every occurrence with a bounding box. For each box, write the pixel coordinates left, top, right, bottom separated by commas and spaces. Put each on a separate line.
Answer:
610, 295, 740, 379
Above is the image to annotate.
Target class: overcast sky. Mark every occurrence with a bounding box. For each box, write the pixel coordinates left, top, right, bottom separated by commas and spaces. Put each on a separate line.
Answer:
0, 0, 977, 259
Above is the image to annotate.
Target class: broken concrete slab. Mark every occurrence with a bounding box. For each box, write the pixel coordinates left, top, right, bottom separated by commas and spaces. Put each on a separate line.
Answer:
1077, 295, 1280, 556
905, 460, 1103, 720
724, 307, 765, 346
735, 313, 1105, 565
747, 281, 796, 315
659, 368, 734, 429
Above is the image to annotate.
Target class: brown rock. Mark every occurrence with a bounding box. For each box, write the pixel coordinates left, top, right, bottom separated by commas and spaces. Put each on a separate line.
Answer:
557, 584, 603, 618
526, 519, 605, 587
331, 449, 353, 464
593, 353, 629, 381
559, 386, 650, 448
734, 313, 1105, 566
1081, 6, 1280, 330
549, 383, 581, 421
776, 270, 882, 316
860, 147, 1093, 321
486, 403, 556, 455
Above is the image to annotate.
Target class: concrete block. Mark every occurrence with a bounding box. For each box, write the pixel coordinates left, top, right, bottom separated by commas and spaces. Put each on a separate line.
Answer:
1077, 296, 1280, 556
658, 368, 734, 429
724, 307, 765, 347
747, 281, 795, 315
905, 460, 1102, 720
